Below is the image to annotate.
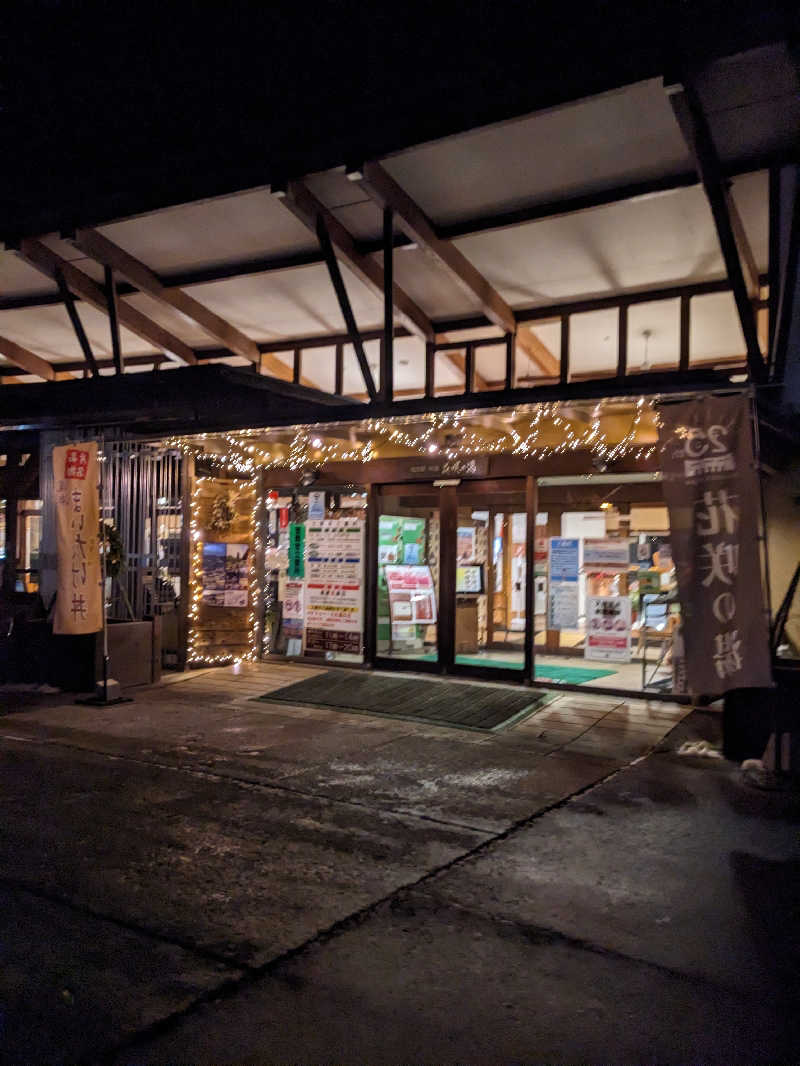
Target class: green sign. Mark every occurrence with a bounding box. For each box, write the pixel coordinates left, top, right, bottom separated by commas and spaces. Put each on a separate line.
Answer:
288, 522, 305, 578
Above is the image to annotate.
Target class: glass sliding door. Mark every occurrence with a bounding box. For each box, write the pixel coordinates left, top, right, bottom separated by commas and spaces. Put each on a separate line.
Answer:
376, 485, 440, 666
450, 481, 528, 677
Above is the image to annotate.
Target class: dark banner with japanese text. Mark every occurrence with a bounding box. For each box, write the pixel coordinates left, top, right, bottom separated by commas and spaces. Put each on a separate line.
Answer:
657, 395, 771, 696
53, 441, 102, 634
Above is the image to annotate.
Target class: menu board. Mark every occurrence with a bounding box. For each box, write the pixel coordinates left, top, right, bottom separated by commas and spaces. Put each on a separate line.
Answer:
303, 518, 364, 654
585, 595, 632, 662
384, 565, 437, 624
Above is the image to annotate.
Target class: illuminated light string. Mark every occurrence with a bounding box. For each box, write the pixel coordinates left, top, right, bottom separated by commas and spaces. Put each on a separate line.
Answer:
164, 398, 657, 474
188, 475, 262, 668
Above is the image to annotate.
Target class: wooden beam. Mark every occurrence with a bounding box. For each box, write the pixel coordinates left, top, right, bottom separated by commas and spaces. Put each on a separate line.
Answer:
0, 336, 58, 381
56, 269, 100, 376
104, 265, 124, 374
281, 180, 435, 342
18, 239, 198, 366
75, 227, 262, 367
360, 163, 561, 383
516, 326, 560, 377
667, 81, 765, 382
315, 216, 378, 400
362, 160, 517, 334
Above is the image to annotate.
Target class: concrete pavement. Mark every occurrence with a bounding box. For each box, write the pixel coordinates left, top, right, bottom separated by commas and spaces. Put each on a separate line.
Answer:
0, 665, 796, 1063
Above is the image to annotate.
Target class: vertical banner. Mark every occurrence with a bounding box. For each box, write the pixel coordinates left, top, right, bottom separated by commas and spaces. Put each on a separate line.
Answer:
53, 441, 102, 634
657, 394, 772, 695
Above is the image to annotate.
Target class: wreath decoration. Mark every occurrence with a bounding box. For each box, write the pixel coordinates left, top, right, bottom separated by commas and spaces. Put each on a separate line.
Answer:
210, 492, 236, 532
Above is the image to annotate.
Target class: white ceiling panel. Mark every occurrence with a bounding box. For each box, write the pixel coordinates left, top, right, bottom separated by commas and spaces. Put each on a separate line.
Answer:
569, 307, 619, 375
0, 303, 158, 363
454, 185, 724, 305
382, 79, 693, 226
689, 291, 745, 362
97, 190, 318, 275
0, 253, 59, 298
379, 247, 484, 319
184, 262, 383, 341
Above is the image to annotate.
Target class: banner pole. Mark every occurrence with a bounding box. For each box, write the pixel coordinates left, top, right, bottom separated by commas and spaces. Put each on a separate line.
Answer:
100, 433, 110, 700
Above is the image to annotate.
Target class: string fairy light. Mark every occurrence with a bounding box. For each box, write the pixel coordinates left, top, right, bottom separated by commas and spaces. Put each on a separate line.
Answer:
187, 474, 261, 668
164, 397, 658, 476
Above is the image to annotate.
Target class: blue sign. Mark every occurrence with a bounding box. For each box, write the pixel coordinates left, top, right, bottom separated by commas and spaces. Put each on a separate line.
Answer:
548, 538, 579, 582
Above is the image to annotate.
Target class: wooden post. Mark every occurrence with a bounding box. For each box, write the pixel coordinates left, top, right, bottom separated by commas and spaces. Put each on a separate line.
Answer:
2, 450, 20, 597
524, 475, 537, 682
438, 484, 457, 672
176, 452, 194, 670
363, 484, 378, 666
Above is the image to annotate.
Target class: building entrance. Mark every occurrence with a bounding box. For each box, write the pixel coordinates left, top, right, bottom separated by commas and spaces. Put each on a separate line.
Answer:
374, 479, 530, 683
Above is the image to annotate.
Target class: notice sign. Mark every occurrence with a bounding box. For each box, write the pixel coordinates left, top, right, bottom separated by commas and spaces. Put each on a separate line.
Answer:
304, 518, 364, 654
585, 595, 632, 662
547, 537, 579, 629
583, 538, 631, 570
548, 538, 579, 582
201, 542, 249, 607
384, 565, 437, 624
53, 441, 102, 634
288, 522, 305, 578
547, 583, 579, 630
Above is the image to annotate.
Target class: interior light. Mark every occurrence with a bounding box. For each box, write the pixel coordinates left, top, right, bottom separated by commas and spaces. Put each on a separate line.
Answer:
270, 181, 288, 198
345, 164, 364, 181
428, 443, 439, 454
729, 373, 748, 383
311, 437, 323, 448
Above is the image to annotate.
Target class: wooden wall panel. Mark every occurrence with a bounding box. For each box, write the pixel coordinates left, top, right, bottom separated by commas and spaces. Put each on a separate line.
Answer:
189, 477, 257, 664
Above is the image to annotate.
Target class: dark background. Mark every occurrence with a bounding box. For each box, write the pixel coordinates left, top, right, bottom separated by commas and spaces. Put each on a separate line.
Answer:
2, 1, 795, 237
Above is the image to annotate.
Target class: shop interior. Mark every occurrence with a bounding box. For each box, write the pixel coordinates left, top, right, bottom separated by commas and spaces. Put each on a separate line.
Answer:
166, 396, 683, 697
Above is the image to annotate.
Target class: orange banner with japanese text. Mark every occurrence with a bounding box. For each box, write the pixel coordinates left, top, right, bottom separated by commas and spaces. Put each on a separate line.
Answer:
53, 441, 103, 634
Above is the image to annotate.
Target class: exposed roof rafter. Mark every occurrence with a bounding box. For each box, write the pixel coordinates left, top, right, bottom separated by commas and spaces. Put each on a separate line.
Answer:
17, 239, 199, 366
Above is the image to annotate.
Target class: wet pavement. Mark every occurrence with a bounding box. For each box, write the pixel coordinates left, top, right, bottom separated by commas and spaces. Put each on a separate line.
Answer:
0, 664, 797, 1063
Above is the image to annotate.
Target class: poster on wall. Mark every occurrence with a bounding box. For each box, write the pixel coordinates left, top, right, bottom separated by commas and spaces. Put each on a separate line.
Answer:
308, 490, 326, 519
585, 595, 632, 662
547, 583, 579, 629
53, 441, 103, 634
457, 526, 476, 563
583, 538, 631, 569
384, 565, 438, 624
546, 537, 579, 629
658, 394, 772, 694
304, 518, 364, 654
201, 542, 249, 607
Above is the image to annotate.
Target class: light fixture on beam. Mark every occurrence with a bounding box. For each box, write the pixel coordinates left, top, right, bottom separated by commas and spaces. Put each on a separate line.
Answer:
270, 181, 288, 199
345, 164, 364, 182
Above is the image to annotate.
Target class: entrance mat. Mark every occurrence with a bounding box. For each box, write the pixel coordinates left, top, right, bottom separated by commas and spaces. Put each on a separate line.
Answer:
255, 671, 549, 732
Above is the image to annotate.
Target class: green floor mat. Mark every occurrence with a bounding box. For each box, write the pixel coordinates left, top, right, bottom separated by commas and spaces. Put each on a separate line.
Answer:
534, 663, 616, 684
390, 653, 616, 684
255, 670, 549, 732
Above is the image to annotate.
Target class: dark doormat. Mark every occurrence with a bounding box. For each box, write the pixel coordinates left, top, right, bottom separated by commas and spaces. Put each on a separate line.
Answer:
254, 670, 549, 732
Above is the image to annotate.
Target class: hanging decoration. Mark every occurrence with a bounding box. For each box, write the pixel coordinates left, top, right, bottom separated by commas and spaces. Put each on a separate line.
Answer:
164, 397, 657, 477
209, 491, 236, 532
